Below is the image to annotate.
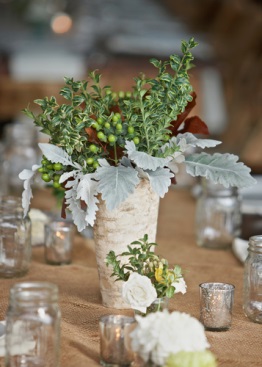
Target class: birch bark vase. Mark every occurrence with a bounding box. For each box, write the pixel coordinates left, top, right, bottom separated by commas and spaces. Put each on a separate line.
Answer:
93, 179, 160, 309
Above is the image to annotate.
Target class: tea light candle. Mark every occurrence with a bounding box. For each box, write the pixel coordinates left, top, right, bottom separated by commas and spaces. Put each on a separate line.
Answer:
199, 282, 235, 331
44, 221, 74, 265
99, 315, 136, 366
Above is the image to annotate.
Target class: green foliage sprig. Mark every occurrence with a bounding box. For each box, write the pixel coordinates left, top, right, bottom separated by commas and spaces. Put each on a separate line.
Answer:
23, 38, 198, 179
106, 234, 184, 299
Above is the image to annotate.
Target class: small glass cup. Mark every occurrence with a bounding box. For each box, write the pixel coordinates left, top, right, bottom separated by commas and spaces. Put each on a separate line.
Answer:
199, 282, 235, 331
99, 315, 136, 367
44, 221, 74, 265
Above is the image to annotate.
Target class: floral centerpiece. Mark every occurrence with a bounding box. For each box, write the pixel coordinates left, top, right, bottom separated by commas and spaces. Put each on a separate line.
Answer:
131, 310, 217, 367
18, 37, 255, 308
106, 234, 186, 314
19, 37, 255, 231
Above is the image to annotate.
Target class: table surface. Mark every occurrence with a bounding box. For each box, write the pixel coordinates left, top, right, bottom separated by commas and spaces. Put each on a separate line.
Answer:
0, 187, 261, 367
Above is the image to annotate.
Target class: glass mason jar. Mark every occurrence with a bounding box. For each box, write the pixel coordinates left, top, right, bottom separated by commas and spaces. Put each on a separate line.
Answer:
243, 235, 262, 323
134, 297, 169, 317
195, 180, 242, 250
3, 120, 40, 195
5, 282, 61, 367
0, 196, 31, 277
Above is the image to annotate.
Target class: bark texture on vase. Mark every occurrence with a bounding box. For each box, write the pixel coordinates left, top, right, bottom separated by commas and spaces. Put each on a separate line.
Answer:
93, 179, 160, 309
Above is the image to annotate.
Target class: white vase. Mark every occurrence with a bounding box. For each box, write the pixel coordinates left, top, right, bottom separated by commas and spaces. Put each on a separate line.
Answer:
93, 179, 160, 309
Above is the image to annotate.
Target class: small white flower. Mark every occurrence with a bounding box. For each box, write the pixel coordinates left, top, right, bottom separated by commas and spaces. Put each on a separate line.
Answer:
172, 277, 187, 294
122, 273, 157, 313
131, 310, 210, 366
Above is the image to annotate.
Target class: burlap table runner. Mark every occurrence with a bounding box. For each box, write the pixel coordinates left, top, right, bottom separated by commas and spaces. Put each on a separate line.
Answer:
0, 187, 261, 366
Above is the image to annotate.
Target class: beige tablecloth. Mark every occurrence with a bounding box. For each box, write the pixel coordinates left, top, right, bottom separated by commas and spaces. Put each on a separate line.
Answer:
0, 187, 261, 367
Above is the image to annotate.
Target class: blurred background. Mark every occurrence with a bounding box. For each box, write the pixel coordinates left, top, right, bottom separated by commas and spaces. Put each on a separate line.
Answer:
0, 0, 261, 195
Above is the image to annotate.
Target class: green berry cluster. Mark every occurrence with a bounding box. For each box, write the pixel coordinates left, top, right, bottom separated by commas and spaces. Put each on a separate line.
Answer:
79, 108, 140, 169
38, 158, 64, 189
84, 143, 100, 171
91, 111, 139, 147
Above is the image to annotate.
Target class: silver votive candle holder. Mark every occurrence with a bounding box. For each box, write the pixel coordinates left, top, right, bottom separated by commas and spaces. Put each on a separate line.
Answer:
99, 315, 136, 367
199, 282, 235, 331
44, 221, 74, 265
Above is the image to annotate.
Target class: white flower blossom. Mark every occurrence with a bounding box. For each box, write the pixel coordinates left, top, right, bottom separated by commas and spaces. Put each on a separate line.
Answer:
173, 277, 187, 294
131, 310, 210, 366
122, 273, 157, 313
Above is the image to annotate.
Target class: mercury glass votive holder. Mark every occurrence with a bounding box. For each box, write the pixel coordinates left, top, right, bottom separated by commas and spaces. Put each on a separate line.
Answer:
99, 315, 136, 367
44, 221, 74, 265
199, 282, 235, 331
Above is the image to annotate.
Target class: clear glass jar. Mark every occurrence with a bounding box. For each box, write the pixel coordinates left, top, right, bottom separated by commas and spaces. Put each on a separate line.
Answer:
0, 196, 31, 277
134, 297, 169, 317
3, 120, 40, 195
5, 282, 61, 367
243, 235, 262, 323
195, 180, 242, 250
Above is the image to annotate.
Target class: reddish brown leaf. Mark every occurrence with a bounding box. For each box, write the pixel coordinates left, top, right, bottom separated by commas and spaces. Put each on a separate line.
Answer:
168, 92, 209, 136
110, 105, 121, 114
107, 145, 125, 164
178, 116, 209, 135
85, 127, 99, 143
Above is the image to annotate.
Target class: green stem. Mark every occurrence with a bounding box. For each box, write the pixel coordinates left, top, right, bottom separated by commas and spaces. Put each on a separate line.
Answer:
113, 143, 118, 165
139, 92, 150, 154
156, 299, 161, 312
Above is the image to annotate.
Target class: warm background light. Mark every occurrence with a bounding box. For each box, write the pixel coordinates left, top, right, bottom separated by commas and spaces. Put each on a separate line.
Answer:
51, 12, 72, 34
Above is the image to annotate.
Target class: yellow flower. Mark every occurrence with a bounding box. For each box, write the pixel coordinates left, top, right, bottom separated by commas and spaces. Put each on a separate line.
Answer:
155, 267, 164, 283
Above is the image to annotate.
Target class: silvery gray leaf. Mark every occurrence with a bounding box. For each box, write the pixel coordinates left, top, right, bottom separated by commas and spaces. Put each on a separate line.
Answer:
125, 140, 171, 171
120, 156, 132, 167
185, 152, 256, 188
60, 170, 80, 184
66, 198, 87, 232
98, 158, 110, 167
135, 167, 149, 179
38, 143, 80, 169
145, 168, 174, 197
76, 173, 99, 226
19, 165, 41, 216
96, 164, 140, 210
64, 177, 87, 232
177, 132, 221, 149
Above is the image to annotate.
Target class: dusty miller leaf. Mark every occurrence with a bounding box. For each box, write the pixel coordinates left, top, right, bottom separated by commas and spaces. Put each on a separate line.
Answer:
144, 168, 174, 197
39, 143, 81, 169
177, 132, 221, 149
19, 165, 41, 216
125, 140, 171, 171
96, 164, 140, 210
76, 173, 99, 226
185, 152, 256, 188
97, 158, 110, 167
64, 176, 87, 232
167, 154, 185, 174
59, 170, 80, 184
120, 156, 133, 167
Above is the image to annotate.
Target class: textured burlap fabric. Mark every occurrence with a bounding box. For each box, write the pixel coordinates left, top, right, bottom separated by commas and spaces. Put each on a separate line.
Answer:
0, 187, 261, 366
